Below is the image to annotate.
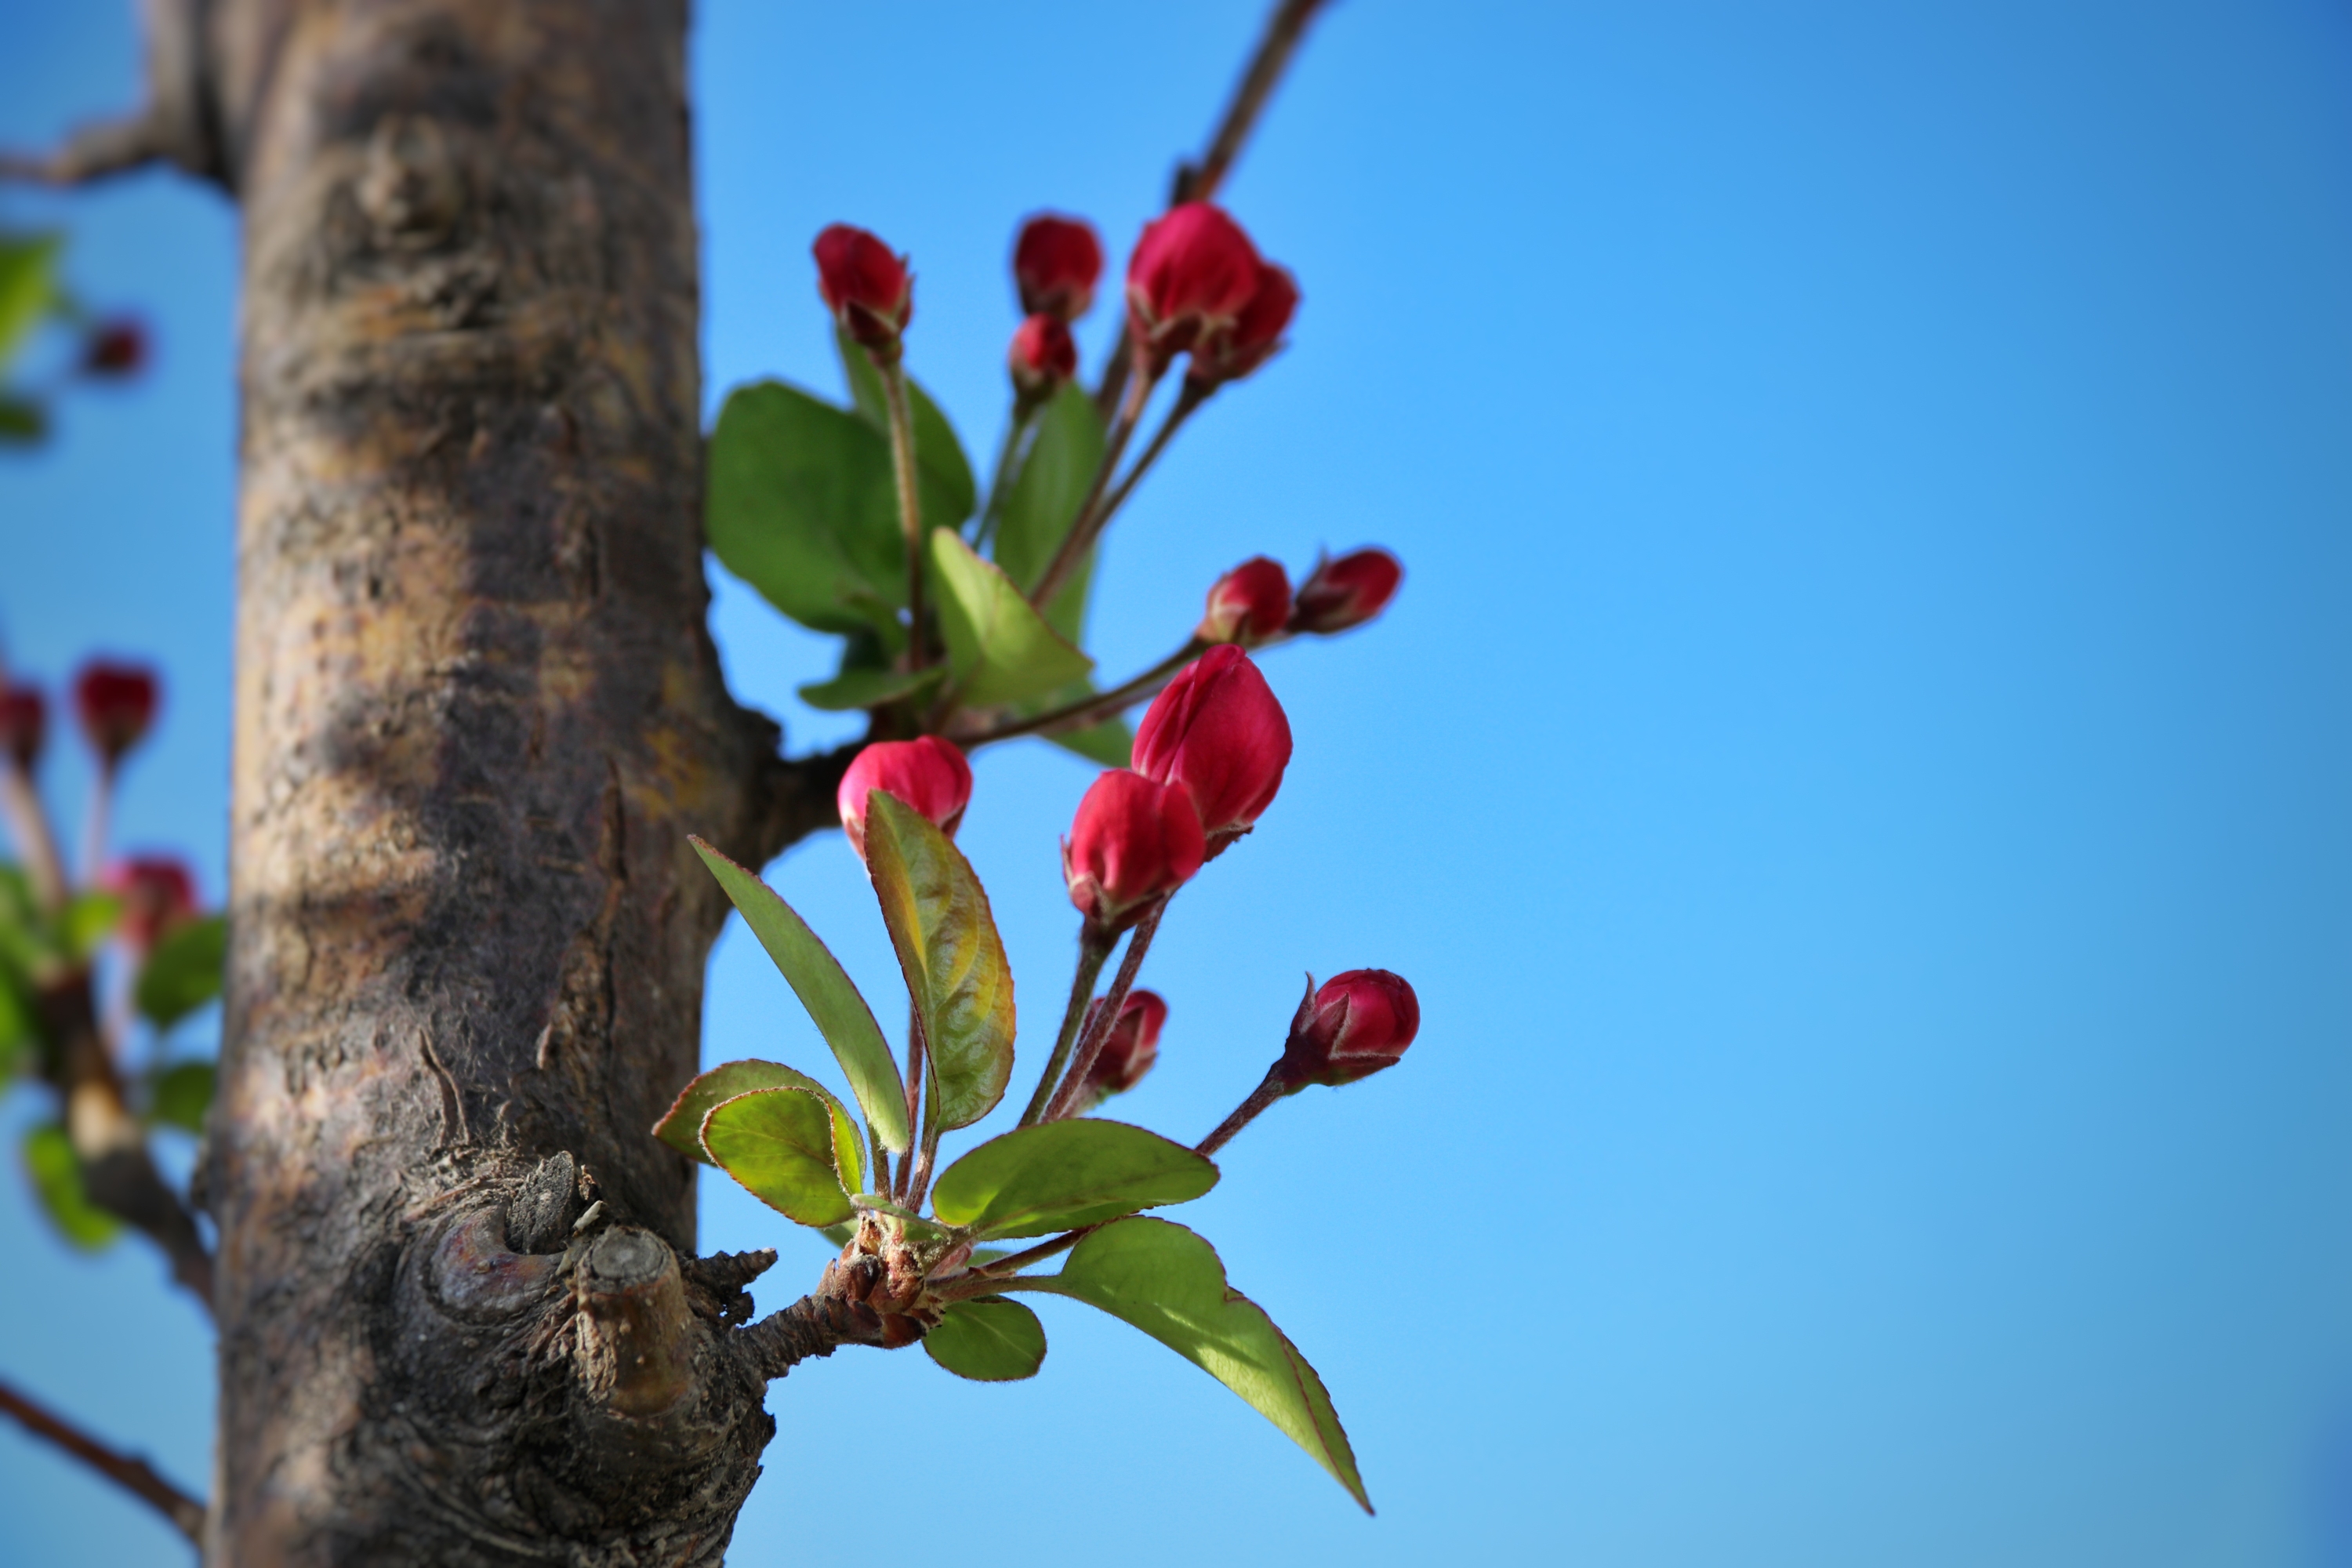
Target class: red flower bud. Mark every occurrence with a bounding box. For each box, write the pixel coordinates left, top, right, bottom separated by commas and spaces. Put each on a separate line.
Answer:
72, 661, 159, 766
837, 737, 973, 862
1290, 548, 1403, 635
1007, 314, 1077, 403
1277, 969, 1421, 1090
1131, 644, 1291, 845
1196, 557, 1292, 648
0, 685, 44, 772
104, 856, 198, 955
813, 224, 913, 358
1014, 214, 1104, 321
82, 318, 148, 379
1188, 262, 1298, 389
1076, 989, 1167, 1107
1124, 203, 1263, 377
1062, 770, 1204, 931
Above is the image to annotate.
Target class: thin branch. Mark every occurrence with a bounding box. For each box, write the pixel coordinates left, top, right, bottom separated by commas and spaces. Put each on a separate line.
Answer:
1196, 1069, 1285, 1156
1031, 367, 1153, 611
1091, 381, 1211, 539
1044, 895, 1172, 1122
967, 638, 1207, 748
0, 1377, 205, 1543
1019, 930, 1116, 1126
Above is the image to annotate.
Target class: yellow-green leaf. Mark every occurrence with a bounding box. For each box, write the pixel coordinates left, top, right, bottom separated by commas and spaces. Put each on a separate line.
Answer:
930, 529, 1094, 710
700, 1087, 862, 1228
22, 1123, 121, 1251
135, 914, 225, 1032
654, 1058, 840, 1164
930, 1118, 1218, 1240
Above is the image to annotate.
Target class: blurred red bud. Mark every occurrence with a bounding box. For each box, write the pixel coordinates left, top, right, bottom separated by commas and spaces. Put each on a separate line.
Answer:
1014, 214, 1103, 321
72, 660, 159, 766
1076, 989, 1167, 1106
82, 318, 148, 379
1063, 770, 1204, 931
1007, 314, 1077, 403
105, 856, 198, 955
814, 224, 913, 358
1187, 262, 1297, 389
1131, 644, 1291, 845
1277, 970, 1421, 1091
1125, 203, 1262, 377
837, 736, 973, 862
1196, 557, 1292, 648
1290, 548, 1403, 635
0, 684, 45, 772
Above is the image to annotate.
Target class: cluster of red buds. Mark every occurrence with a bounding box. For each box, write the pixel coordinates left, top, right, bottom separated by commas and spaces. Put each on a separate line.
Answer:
1125, 203, 1298, 387
103, 855, 198, 956
1196, 547, 1403, 647
1, 659, 161, 777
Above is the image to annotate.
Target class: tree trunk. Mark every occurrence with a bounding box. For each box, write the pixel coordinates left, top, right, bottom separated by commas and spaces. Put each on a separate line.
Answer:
191, 2, 842, 1560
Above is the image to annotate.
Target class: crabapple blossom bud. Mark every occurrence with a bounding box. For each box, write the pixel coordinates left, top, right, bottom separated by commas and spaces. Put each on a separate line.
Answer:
837, 736, 972, 862
1124, 202, 1262, 376
1290, 548, 1403, 635
82, 318, 148, 378
72, 660, 158, 766
1196, 557, 1292, 648
105, 856, 198, 955
1062, 770, 1204, 931
814, 224, 913, 359
1276, 969, 1421, 1091
0, 685, 44, 772
1014, 215, 1104, 321
1186, 262, 1297, 389
1007, 314, 1077, 404
1131, 644, 1291, 845
1076, 989, 1167, 1107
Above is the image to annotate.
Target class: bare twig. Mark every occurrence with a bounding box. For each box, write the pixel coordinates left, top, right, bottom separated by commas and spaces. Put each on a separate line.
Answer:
0, 0, 229, 191
0, 1377, 205, 1543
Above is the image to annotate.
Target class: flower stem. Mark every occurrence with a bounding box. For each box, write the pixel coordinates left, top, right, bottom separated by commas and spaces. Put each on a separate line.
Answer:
880, 361, 930, 668
1195, 1068, 1285, 1157
1091, 380, 1210, 541
1029, 365, 1153, 612
970, 638, 1209, 746
78, 759, 114, 890
0, 759, 67, 912
895, 999, 926, 1200
1044, 895, 1171, 1122
1019, 927, 1116, 1127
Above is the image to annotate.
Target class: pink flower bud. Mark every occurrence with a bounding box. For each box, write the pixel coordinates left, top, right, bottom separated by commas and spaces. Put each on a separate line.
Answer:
0, 685, 44, 772
1276, 970, 1421, 1090
1187, 262, 1298, 389
1131, 644, 1291, 845
1290, 548, 1403, 635
1007, 314, 1077, 403
814, 224, 913, 358
82, 318, 148, 379
1124, 203, 1263, 377
72, 661, 159, 766
1014, 215, 1104, 321
1062, 770, 1204, 931
1196, 557, 1292, 648
1076, 989, 1167, 1107
105, 856, 198, 955
837, 736, 972, 861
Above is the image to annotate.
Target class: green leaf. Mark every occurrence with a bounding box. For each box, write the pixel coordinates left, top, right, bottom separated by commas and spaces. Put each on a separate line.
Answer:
147, 1060, 215, 1134
795, 666, 946, 713
860, 791, 1015, 1133
21, 1124, 122, 1251
654, 1058, 840, 1164
1014, 1218, 1371, 1512
59, 892, 121, 964
993, 384, 1105, 596
706, 381, 907, 643
924, 1296, 1047, 1381
1049, 718, 1134, 768
0, 234, 61, 370
134, 914, 226, 1032
690, 838, 911, 1152
0, 975, 30, 1083
930, 530, 1094, 710
930, 1119, 1218, 1240
818, 1221, 857, 1248
836, 330, 977, 529
701, 1087, 862, 1227
0, 394, 45, 444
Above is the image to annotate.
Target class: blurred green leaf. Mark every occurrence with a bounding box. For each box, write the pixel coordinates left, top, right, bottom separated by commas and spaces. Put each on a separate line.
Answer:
924, 1296, 1047, 1381
930, 1119, 1218, 1240
0, 971, 32, 1082
860, 791, 1014, 1133
993, 385, 1105, 597
0, 234, 61, 370
706, 381, 906, 644
1047, 718, 1134, 768
22, 1123, 122, 1251
818, 1221, 857, 1248
931, 530, 1094, 710
836, 330, 977, 529
1014, 1218, 1370, 1512
0, 394, 45, 444
701, 1087, 861, 1227
690, 840, 910, 1151
795, 666, 945, 713
59, 892, 121, 964
135, 914, 225, 1032
654, 1057, 838, 1164
147, 1060, 215, 1134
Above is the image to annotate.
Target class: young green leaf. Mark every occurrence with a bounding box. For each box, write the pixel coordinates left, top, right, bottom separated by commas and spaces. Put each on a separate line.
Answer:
1011, 1218, 1372, 1512
21, 1123, 122, 1251
706, 381, 906, 643
147, 1060, 215, 1134
795, 666, 946, 713
859, 791, 1014, 1131
0, 970, 32, 1083
930, 530, 1094, 710
923, 1297, 1047, 1381
59, 892, 122, 964
0, 234, 61, 369
690, 838, 911, 1152
654, 1058, 840, 1165
929, 1119, 1218, 1240
700, 1087, 862, 1228
134, 914, 227, 1033
835, 329, 977, 528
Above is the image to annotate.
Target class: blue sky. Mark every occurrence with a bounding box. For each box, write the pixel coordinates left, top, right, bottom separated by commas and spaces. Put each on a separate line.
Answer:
6, 1, 2352, 1563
